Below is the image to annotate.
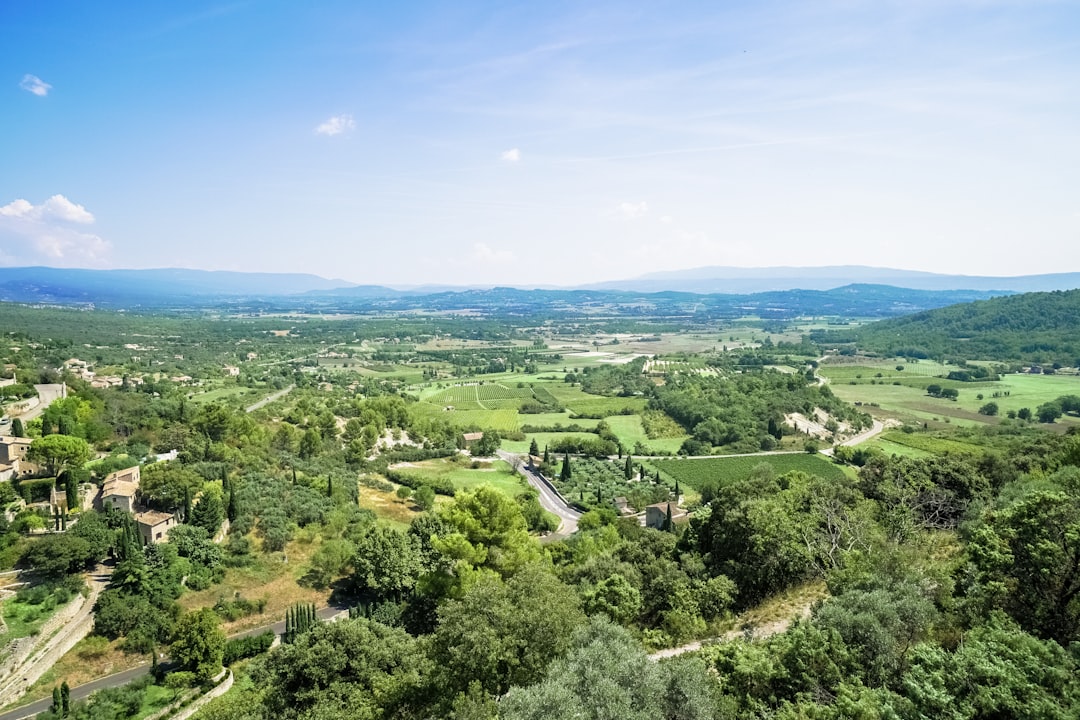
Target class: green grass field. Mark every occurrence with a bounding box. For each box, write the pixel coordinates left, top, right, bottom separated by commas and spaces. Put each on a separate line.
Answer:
650, 453, 847, 489
396, 458, 528, 497
828, 371, 1080, 429
602, 414, 688, 454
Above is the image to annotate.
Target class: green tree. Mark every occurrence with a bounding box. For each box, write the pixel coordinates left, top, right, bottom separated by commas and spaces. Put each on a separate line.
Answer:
26, 434, 91, 477
190, 487, 224, 537
141, 463, 204, 513
964, 490, 1080, 644
170, 608, 225, 681
582, 574, 641, 626
253, 617, 428, 720
21, 534, 93, 578
431, 565, 585, 698
351, 526, 424, 601
528, 438, 539, 457
978, 401, 999, 416
560, 454, 571, 482
501, 617, 717, 720
298, 428, 321, 459
414, 485, 436, 512
11, 417, 24, 437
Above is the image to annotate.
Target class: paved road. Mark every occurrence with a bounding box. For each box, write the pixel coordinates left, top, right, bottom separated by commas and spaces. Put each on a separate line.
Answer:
7, 384, 66, 424
0, 605, 348, 720
498, 450, 581, 537
245, 384, 294, 413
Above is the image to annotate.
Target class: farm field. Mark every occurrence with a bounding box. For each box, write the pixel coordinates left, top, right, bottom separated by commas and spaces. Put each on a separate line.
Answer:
827, 370, 1080, 429
545, 456, 675, 512
602, 414, 688, 454
875, 431, 985, 456
650, 453, 847, 489
502, 431, 599, 454
389, 458, 528, 497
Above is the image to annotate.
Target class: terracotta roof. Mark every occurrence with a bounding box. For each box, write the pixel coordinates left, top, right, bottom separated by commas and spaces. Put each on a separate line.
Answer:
135, 510, 175, 527
462, 432, 484, 441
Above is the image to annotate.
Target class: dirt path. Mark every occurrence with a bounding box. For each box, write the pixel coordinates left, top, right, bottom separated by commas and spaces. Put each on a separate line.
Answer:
0, 565, 111, 707
649, 601, 814, 660
245, 384, 294, 413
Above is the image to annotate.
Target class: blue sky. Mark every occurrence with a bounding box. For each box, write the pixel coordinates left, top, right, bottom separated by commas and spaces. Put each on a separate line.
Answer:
2, 1, 1078, 286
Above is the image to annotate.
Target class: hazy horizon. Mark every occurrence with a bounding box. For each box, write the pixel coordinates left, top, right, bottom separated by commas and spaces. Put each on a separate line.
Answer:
3, 2, 1079, 285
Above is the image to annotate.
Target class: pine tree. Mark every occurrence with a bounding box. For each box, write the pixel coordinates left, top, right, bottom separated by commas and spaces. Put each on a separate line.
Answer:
529, 438, 539, 457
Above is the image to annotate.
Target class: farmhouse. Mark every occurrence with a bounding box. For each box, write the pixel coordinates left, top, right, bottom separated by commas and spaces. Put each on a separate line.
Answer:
0, 435, 32, 465
135, 510, 177, 544
644, 501, 689, 530
102, 465, 141, 513
462, 432, 484, 448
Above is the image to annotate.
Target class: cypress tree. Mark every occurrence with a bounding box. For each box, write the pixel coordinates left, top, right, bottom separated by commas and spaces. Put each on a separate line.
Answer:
182, 487, 193, 524
51, 687, 61, 715
60, 680, 70, 715
560, 454, 572, 481
596, 486, 602, 505
543, 445, 551, 465
624, 455, 633, 480
65, 476, 78, 512
11, 418, 24, 437
326, 475, 333, 498
674, 479, 680, 497
226, 485, 238, 523
529, 438, 539, 457
663, 503, 673, 532
61, 513, 67, 531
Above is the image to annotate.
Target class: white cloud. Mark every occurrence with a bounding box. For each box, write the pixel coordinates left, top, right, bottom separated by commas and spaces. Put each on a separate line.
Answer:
617, 201, 648, 220
315, 114, 356, 136
0, 195, 94, 224
19, 74, 51, 97
471, 242, 515, 264
500, 148, 521, 163
0, 194, 110, 265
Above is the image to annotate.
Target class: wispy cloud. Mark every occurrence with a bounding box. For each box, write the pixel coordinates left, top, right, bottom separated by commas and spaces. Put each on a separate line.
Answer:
19, 74, 51, 97
0, 195, 110, 265
315, 114, 356, 136
500, 148, 521, 163
616, 201, 648, 220
471, 242, 515, 264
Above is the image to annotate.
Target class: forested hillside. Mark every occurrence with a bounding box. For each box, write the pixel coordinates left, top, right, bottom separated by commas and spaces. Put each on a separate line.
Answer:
813, 289, 1080, 364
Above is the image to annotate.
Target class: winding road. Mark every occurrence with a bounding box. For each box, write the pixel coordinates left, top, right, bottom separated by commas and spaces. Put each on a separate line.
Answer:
0, 605, 347, 720
498, 450, 581, 537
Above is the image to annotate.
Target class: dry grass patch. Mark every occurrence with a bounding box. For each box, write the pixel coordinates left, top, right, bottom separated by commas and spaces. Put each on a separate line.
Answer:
178, 536, 329, 634
9, 637, 144, 710
727, 579, 829, 637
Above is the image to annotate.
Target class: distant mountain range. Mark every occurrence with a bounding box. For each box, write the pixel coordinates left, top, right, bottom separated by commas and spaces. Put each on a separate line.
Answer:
2, 265, 1078, 303
0, 266, 1078, 318
0, 266, 357, 303
581, 266, 1080, 294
